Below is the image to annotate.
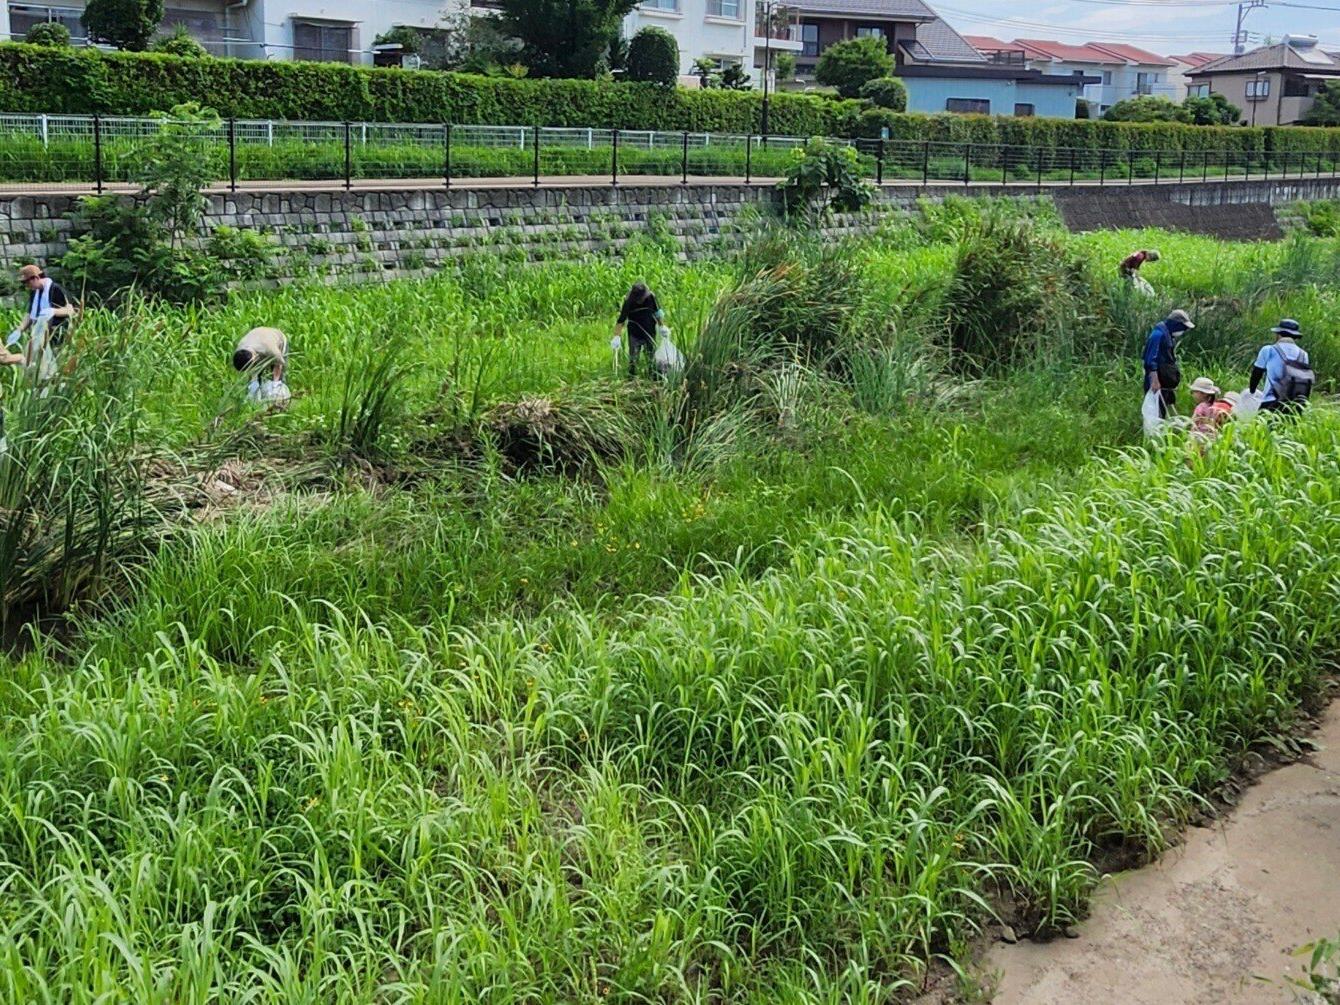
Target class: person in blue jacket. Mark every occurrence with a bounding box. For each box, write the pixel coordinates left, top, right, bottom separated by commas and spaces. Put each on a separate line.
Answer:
1142, 308, 1195, 418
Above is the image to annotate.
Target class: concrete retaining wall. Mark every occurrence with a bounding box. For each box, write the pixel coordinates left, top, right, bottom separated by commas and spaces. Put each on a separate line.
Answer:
0, 176, 1335, 284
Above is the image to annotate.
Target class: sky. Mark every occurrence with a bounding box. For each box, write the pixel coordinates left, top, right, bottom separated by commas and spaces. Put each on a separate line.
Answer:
938, 0, 1340, 57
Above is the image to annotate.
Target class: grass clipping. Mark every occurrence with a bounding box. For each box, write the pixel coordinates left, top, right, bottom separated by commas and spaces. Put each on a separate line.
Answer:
485, 384, 648, 473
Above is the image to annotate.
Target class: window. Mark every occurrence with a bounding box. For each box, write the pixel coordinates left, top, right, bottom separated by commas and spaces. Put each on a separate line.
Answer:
1101, 70, 1112, 85
1246, 77, 1270, 100
1283, 76, 1311, 97
7, 4, 84, 42
945, 97, 990, 114
800, 22, 818, 57
641, 0, 680, 11
293, 20, 353, 62
1189, 83, 1210, 97
162, 6, 223, 47
1135, 71, 1160, 94
1013, 102, 1035, 117
855, 26, 885, 39
707, 0, 739, 16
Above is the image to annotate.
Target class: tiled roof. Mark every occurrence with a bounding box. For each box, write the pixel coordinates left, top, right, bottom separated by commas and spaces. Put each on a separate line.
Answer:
1192, 42, 1340, 74
917, 17, 986, 62
790, 0, 937, 19
962, 34, 1015, 52
1087, 42, 1175, 66
1168, 51, 1226, 69
1012, 39, 1125, 63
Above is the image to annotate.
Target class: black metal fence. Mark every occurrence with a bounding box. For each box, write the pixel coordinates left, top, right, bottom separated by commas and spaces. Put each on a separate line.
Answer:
2, 113, 1338, 193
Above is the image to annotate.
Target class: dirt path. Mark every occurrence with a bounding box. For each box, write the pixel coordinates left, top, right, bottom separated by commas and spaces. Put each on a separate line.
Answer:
987, 703, 1340, 1004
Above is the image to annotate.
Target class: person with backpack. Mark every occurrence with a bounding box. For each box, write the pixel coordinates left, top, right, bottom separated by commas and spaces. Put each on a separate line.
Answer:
1142, 308, 1195, 418
613, 283, 663, 379
1249, 318, 1314, 414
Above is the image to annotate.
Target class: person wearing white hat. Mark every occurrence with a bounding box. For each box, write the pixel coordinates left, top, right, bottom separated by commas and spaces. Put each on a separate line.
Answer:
1189, 376, 1221, 438
1142, 308, 1195, 418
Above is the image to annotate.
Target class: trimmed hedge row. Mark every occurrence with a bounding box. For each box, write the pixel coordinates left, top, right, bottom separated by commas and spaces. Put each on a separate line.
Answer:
2, 43, 1339, 155
0, 43, 853, 135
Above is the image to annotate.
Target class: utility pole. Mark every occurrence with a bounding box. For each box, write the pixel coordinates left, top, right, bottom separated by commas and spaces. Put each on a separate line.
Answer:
759, 1, 792, 140
1233, 0, 1265, 55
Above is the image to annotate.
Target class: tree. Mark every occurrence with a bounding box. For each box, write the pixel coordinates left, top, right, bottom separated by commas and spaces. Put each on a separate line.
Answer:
1304, 81, 1340, 125
691, 56, 718, 89
720, 63, 751, 90
151, 24, 208, 58
626, 27, 678, 85
859, 76, 906, 112
815, 37, 893, 99
1181, 93, 1240, 125
1102, 95, 1182, 122
24, 21, 72, 47
442, 13, 523, 74
82, 0, 165, 51
774, 52, 796, 83
373, 26, 424, 55
497, 0, 638, 77
1075, 98, 1092, 119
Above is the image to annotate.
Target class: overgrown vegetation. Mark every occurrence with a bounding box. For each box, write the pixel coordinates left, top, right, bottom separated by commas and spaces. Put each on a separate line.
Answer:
0, 209, 1338, 1001
777, 137, 875, 219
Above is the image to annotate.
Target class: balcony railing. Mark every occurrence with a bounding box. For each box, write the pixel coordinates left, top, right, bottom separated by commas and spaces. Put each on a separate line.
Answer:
754, 3, 798, 39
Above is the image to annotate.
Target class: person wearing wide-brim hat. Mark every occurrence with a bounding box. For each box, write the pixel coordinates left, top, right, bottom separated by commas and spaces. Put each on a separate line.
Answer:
1142, 308, 1195, 418
1250, 318, 1314, 413
1189, 376, 1221, 438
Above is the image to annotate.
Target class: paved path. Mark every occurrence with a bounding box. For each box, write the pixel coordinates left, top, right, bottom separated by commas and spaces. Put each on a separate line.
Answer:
988, 701, 1340, 1004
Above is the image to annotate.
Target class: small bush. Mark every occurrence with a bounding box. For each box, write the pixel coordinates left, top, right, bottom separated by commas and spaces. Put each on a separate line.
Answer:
777, 137, 874, 219
815, 37, 893, 99
81, 0, 164, 51
859, 76, 907, 112
150, 25, 208, 59
626, 27, 679, 86
24, 22, 71, 48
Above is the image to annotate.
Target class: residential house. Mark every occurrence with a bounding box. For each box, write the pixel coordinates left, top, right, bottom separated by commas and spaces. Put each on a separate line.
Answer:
1188, 36, 1340, 125
786, 2, 1092, 118
966, 36, 1175, 114
1166, 51, 1225, 101
622, 0, 764, 81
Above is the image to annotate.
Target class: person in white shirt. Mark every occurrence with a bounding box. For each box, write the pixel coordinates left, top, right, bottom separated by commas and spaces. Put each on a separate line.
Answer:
232, 327, 288, 383
1249, 318, 1313, 414
6, 264, 76, 375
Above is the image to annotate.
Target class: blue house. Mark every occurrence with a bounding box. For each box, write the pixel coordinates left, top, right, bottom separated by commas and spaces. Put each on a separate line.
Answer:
791, 0, 1095, 119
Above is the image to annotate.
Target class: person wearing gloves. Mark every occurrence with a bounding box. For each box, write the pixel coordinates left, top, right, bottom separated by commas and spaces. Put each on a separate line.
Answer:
1142, 308, 1195, 418
9, 264, 76, 376
1249, 318, 1314, 414
613, 282, 663, 379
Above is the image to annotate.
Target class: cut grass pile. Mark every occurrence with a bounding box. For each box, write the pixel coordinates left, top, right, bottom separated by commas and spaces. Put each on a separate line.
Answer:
0, 208, 1339, 1000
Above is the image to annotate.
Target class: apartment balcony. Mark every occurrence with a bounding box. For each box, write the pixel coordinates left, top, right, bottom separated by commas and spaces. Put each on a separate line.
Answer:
7, 1, 260, 56
753, 3, 802, 50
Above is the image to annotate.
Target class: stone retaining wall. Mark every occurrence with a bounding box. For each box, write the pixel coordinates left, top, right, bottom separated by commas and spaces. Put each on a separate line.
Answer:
0, 176, 1336, 284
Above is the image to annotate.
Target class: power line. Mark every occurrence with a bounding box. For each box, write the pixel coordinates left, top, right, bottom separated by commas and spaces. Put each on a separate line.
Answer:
936, 4, 1244, 39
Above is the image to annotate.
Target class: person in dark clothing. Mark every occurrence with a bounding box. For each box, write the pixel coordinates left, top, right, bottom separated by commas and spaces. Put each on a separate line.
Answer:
1142, 308, 1195, 418
614, 282, 663, 378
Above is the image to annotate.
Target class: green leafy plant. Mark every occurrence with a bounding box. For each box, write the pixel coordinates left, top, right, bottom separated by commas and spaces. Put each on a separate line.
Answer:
815, 36, 893, 99
24, 21, 71, 47
498, 0, 638, 77
777, 137, 875, 219
720, 63, 752, 90
150, 24, 208, 58
1305, 81, 1340, 126
81, 0, 165, 51
1103, 95, 1184, 123
1286, 933, 1340, 1003
1182, 92, 1240, 125
773, 51, 796, 83
373, 25, 424, 56
691, 56, 718, 89
626, 27, 679, 86
859, 75, 907, 112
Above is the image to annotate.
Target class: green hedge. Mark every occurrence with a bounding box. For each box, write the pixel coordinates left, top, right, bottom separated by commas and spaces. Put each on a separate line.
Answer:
0, 43, 853, 135
3, 43, 1339, 155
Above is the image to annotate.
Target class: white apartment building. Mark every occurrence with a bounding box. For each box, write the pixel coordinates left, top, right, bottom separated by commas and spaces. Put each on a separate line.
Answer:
1, 0, 450, 61
2, 0, 783, 82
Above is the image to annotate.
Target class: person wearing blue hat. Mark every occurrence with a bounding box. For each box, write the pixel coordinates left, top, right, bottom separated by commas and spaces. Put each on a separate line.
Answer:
1249, 319, 1314, 413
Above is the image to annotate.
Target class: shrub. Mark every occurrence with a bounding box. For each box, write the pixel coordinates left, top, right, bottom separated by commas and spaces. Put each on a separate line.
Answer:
150, 25, 208, 59
859, 76, 907, 112
720, 64, 751, 90
854, 106, 900, 139
0, 44, 853, 135
1182, 93, 1239, 126
24, 22, 71, 48
81, 0, 165, 51
815, 37, 893, 99
626, 27, 679, 86
777, 137, 874, 219
1103, 96, 1183, 123
1305, 81, 1340, 126
374, 26, 424, 56
774, 52, 796, 83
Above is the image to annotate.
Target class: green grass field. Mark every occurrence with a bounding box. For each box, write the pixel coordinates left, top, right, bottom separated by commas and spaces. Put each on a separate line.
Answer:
0, 202, 1338, 1002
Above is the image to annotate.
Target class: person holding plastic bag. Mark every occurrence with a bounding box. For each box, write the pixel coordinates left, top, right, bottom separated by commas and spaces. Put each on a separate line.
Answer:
1120, 249, 1160, 296
613, 282, 663, 379
232, 326, 290, 405
1248, 318, 1314, 416
1141, 308, 1195, 420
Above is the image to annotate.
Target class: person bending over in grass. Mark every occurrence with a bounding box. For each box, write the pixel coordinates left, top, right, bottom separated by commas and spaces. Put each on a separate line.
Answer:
1119, 248, 1159, 281
232, 326, 288, 383
1142, 308, 1195, 419
613, 283, 662, 379
1249, 318, 1314, 415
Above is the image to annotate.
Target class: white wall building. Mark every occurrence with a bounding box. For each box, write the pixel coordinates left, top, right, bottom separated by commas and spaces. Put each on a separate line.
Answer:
964, 35, 1176, 113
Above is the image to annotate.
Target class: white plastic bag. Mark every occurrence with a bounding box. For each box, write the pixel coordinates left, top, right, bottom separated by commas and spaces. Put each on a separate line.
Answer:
1234, 388, 1261, 421
5, 329, 21, 348
654, 329, 684, 375
1132, 275, 1155, 298
248, 379, 291, 406
22, 318, 57, 383
1141, 389, 1163, 437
